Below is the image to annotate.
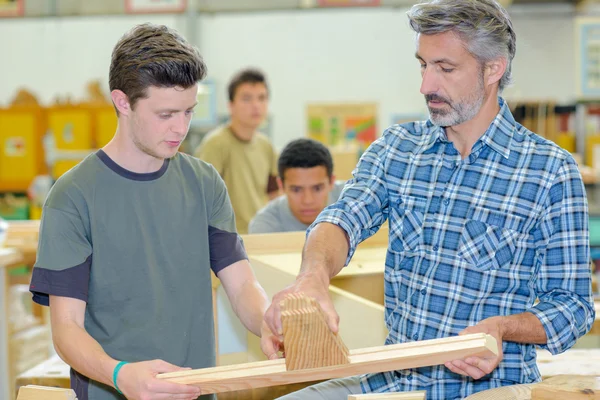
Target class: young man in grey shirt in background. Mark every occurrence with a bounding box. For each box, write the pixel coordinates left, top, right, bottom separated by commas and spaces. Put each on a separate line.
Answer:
249, 138, 345, 234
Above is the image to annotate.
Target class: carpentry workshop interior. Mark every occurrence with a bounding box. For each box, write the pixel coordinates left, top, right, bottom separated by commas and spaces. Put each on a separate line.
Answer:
2, 0, 600, 399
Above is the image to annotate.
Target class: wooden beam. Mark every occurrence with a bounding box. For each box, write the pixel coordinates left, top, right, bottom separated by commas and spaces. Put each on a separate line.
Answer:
531, 375, 600, 400
281, 293, 349, 370
241, 224, 389, 255
16, 385, 76, 400
348, 392, 426, 400
157, 333, 497, 395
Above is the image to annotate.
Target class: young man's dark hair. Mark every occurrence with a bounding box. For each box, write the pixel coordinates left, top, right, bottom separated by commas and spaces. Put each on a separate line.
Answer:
109, 23, 206, 114
278, 138, 333, 182
227, 68, 269, 102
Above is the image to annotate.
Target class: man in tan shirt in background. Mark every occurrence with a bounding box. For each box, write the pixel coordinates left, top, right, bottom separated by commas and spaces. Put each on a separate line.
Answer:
195, 68, 279, 233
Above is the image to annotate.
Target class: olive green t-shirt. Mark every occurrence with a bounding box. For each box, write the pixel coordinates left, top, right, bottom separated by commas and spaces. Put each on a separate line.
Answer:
30, 150, 247, 400
194, 125, 278, 234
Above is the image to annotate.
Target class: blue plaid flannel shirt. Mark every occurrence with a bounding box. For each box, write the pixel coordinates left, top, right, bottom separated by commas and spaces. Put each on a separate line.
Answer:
310, 98, 595, 399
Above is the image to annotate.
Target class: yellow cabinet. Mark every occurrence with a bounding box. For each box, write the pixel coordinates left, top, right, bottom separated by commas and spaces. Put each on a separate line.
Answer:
47, 108, 93, 178
94, 107, 117, 147
0, 108, 45, 192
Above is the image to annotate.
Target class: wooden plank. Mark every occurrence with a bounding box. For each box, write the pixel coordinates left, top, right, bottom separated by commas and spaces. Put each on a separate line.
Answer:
0, 248, 23, 268
5, 221, 39, 265
252, 247, 386, 280
531, 375, 600, 400
16, 385, 76, 400
157, 333, 497, 395
241, 224, 389, 256
536, 349, 600, 378
348, 391, 426, 399
242, 231, 307, 255
15, 355, 70, 390
281, 293, 349, 370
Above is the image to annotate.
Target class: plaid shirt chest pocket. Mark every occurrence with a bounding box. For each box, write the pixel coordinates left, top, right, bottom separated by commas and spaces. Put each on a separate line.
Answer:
458, 207, 526, 272
389, 194, 428, 253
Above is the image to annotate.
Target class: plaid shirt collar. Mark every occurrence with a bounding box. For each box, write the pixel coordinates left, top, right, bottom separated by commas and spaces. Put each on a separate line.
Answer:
425, 97, 515, 160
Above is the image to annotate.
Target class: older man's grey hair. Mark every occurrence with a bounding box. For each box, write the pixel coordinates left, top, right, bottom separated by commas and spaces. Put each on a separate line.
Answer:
407, 0, 516, 92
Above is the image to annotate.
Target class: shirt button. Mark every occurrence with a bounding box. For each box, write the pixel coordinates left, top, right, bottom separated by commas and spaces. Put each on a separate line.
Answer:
443, 199, 449, 206
407, 374, 413, 381
433, 245, 439, 251
413, 334, 418, 340
421, 288, 426, 295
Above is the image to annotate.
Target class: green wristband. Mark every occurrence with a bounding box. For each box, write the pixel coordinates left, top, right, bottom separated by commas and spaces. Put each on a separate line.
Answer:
112, 361, 129, 395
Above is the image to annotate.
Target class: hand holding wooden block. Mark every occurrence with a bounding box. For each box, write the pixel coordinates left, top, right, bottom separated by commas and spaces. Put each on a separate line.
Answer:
281, 293, 350, 370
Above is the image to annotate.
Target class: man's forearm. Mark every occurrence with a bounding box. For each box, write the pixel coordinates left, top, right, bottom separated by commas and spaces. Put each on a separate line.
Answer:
231, 279, 269, 337
499, 312, 547, 344
52, 322, 118, 388
299, 222, 349, 285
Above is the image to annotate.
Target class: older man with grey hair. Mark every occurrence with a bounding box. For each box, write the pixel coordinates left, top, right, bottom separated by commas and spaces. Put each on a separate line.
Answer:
263, 0, 596, 399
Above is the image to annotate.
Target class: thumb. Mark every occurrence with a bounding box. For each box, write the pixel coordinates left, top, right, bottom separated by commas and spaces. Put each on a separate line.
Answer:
152, 360, 190, 373
319, 301, 339, 334
324, 309, 340, 334
459, 326, 479, 336
262, 339, 279, 360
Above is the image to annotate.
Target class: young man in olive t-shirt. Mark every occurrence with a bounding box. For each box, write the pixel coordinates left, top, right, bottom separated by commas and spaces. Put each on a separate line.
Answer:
30, 24, 278, 400
194, 69, 279, 234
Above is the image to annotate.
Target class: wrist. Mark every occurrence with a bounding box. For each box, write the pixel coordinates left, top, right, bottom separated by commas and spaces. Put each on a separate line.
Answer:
113, 360, 129, 394
492, 316, 508, 339
297, 267, 330, 289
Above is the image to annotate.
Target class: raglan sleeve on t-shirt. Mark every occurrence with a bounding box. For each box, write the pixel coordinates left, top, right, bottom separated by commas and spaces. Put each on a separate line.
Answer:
29, 183, 92, 306
207, 166, 248, 275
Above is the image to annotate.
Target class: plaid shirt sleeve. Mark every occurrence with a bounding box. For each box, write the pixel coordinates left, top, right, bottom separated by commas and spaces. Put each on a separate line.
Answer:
528, 157, 596, 354
309, 136, 390, 264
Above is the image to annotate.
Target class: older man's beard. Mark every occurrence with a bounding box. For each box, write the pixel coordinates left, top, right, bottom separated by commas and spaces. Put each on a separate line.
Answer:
426, 77, 485, 127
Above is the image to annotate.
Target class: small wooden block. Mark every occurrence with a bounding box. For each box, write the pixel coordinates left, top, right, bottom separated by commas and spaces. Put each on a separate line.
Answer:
348, 390, 426, 399
281, 293, 350, 370
531, 375, 600, 400
16, 385, 77, 400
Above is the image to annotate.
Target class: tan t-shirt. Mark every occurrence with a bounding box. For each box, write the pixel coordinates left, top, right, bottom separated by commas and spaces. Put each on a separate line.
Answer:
195, 125, 278, 234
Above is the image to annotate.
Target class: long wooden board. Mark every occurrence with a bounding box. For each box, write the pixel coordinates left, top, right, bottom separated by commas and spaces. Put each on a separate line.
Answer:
240, 224, 389, 255
158, 333, 497, 395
